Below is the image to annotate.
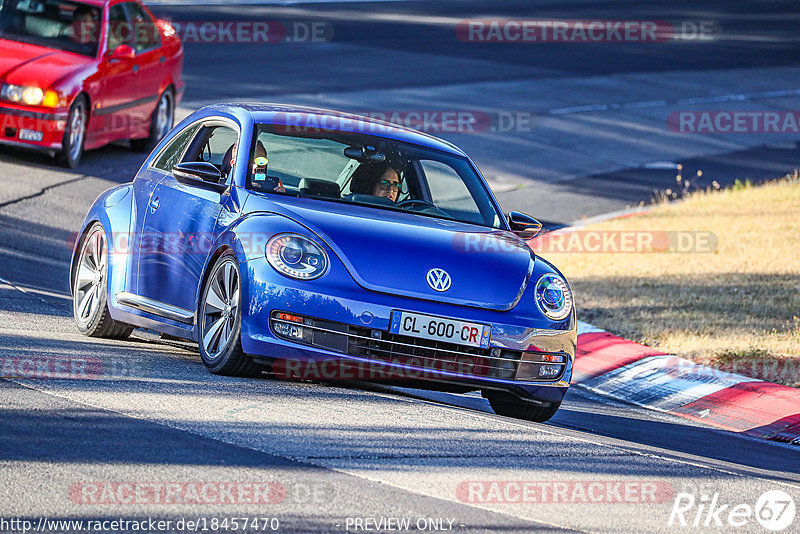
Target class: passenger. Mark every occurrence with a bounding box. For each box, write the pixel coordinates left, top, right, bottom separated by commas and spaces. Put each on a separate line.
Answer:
349, 161, 402, 202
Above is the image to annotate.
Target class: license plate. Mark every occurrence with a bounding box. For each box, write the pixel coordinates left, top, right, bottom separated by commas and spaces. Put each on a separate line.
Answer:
19, 129, 43, 142
390, 311, 491, 348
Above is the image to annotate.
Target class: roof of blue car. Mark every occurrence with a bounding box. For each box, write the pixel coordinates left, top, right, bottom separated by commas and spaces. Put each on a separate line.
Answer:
200, 103, 467, 156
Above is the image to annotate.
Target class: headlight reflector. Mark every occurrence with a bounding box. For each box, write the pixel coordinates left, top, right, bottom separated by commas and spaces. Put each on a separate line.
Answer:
266, 233, 328, 280
1, 84, 46, 106
534, 273, 573, 321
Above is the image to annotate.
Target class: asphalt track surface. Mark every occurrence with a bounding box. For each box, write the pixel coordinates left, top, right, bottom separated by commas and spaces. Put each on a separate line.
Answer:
1, 1, 799, 532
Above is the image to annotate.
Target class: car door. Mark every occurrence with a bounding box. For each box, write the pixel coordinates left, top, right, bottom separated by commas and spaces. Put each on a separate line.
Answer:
129, 120, 200, 294
121, 1, 164, 130
95, 2, 137, 139
137, 119, 240, 314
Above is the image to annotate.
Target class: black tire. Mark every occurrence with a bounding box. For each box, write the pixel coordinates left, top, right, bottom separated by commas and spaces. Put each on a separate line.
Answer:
484, 391, 561, 423
131, 89, 173, 152
197, 254, 261, 377
72, 223, 133, 339
56, 96, 88, 168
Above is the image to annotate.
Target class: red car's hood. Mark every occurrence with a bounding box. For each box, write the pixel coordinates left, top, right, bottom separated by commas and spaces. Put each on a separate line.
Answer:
0, 38, 93, 88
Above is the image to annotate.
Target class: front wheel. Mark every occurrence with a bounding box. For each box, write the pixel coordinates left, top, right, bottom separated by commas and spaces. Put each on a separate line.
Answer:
72, 223, 133, 339
484, 391, 561, 423
198, 254, 261, 376
56, 96, 87, 168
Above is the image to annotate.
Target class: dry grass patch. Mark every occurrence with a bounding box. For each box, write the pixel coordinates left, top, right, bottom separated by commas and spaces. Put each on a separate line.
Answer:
539, 175, 800, 386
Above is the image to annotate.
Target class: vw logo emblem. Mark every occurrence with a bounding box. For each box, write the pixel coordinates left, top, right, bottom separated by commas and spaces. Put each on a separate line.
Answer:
426, 268, 451, 292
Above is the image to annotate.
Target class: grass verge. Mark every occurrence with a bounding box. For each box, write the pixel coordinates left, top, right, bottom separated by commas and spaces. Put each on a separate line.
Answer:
533, 174, 800, 387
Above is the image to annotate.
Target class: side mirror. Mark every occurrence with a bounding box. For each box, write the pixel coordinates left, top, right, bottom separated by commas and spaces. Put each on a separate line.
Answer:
109, 44, 135, 61
172, 162, 227, 193
508, 211, 543, 238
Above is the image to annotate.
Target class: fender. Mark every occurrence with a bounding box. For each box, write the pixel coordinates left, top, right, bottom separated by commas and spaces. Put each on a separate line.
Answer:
70, 184, 135, 317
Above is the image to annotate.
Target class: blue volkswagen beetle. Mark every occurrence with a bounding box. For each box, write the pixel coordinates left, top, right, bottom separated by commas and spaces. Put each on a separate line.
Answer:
70, 104, 576, 422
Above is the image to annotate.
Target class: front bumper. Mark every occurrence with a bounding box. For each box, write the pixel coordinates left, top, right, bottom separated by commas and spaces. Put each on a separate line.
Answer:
0, 103, 68, 151
239, 257, 576, 405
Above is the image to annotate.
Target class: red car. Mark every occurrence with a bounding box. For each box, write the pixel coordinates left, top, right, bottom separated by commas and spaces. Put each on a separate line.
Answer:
0, 0, 183, 167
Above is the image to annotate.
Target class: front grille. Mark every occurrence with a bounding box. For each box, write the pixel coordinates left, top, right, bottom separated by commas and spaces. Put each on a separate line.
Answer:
347, 326, 520, 380
270, 313, 566, 382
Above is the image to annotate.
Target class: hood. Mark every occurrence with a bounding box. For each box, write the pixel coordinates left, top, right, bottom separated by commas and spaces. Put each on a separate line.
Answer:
251, 195, 535, 311
0, 38, 92, 88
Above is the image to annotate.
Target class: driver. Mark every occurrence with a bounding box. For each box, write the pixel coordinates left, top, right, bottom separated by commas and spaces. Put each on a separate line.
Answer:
68, 6, 99, 45
350, 161, 402, 202
224, 141, 285, 192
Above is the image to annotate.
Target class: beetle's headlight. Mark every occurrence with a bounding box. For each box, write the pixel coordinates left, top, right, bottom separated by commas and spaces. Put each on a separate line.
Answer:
266, 233, 328, 280
1, 84, 46, 106
534, 273, 573, 321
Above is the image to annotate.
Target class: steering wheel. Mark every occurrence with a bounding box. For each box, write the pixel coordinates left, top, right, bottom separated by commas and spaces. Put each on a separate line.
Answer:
396, 198, 438, 210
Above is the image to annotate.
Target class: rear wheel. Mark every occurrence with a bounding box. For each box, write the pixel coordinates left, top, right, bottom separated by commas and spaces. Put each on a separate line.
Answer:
56, 96, 87, 168
72, 223, 133, 339
484, 391, 561, 423
131, 89, 173, 152
198, 254, 261, 376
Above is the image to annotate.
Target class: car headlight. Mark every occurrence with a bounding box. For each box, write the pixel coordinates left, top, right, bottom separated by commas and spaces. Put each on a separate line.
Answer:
0, 84, 52, 106
266, 233, 328, 280
534, 273, 573, 321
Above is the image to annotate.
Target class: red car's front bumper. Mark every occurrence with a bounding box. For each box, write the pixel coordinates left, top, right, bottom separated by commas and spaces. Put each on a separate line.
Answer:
0, 102, 69, 152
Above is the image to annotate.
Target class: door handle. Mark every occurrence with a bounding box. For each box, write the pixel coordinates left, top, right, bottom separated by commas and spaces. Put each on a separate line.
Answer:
132, 64, 140, 73
149, 197, 160, 214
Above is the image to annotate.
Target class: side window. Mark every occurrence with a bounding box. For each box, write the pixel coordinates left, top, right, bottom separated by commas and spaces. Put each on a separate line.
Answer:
153, 124, 199, 172
182, 125, 239, 183
107, 4, 129, 51
121, 2, 160, 53
421, 160, 485, 225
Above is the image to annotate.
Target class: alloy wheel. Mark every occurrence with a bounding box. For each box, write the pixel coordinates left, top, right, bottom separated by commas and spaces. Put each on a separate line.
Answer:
68, 100, 86, 162
73, 228, 106, 326
201, 259, 240, 359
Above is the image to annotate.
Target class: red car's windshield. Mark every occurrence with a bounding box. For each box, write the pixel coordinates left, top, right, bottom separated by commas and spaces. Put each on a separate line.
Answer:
0, 0, 101, 57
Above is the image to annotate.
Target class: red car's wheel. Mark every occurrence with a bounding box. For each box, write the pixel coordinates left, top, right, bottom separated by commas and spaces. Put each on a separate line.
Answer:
131, 89, 174, 152
56, 96, 87, 168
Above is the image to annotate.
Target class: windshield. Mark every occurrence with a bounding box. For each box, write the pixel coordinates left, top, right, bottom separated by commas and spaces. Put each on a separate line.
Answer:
245, 124, 504, 229
0, 0, 101, 57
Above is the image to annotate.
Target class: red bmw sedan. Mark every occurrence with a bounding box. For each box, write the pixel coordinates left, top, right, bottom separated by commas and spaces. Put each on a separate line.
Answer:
0, 0, 183, 167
